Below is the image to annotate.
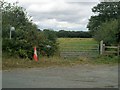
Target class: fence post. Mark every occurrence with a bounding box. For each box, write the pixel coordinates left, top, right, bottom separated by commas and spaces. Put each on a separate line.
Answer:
100, 40, 103, 55
118, 45, 120, 56
103, 44, 105, 54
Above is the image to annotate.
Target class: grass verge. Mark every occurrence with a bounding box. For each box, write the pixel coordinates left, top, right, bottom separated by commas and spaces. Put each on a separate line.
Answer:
2, 55, 119, 70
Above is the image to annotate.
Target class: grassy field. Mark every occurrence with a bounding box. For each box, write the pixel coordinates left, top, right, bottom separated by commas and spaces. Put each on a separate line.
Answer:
58, 38, 98, 45
57, 38, 99, 51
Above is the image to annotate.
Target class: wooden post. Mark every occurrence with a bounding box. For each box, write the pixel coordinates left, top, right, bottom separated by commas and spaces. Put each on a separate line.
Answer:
100, 40, 103, 55
103, 44, 105, 54
117, 45, 120, 56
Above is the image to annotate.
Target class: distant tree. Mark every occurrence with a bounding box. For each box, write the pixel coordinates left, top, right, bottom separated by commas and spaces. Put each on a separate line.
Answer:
56, 30, 92, 38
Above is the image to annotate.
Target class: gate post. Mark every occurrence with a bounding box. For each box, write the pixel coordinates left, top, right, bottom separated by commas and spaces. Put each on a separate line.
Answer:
118, 44, 120, 56
100, 40, 104, 55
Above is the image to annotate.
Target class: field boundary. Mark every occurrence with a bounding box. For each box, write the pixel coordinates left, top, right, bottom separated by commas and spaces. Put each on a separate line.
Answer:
60, 44, 99, 58
100, 40, 120, 56
60, 40, 120, 58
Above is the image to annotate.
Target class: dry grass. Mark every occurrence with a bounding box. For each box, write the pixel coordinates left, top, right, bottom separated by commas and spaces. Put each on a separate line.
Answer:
2, 56, 92, 70
2, 55, 119, 70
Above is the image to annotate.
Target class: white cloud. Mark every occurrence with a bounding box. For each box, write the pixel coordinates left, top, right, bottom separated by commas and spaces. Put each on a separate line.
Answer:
34, 19, 86, 31
5, 0, 99, 3
27, 1, 81, 13
4, 0, 99, 31
27, 2, 56, 12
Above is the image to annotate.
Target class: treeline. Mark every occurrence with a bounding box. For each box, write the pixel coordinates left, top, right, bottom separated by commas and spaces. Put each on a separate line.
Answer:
56, 30, 92, 38
40, 29, 92, 38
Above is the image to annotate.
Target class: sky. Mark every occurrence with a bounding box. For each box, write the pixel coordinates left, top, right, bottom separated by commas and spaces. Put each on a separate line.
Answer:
4, 0, 100, 31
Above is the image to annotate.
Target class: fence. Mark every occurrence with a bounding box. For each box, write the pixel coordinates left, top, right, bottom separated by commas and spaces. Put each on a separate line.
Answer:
100, 40, 120, 56
60, 44, 99, 58
60, 40, 120, 58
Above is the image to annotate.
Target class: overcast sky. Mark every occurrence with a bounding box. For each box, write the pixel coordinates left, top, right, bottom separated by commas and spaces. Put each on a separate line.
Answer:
4, 0, 100, 31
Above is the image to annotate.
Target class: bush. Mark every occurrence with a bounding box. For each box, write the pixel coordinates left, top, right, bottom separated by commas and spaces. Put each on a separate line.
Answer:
2, 38, 33, 58
94, 19, 119, 45
2, 34, 58, 59
2, 1, 59, 59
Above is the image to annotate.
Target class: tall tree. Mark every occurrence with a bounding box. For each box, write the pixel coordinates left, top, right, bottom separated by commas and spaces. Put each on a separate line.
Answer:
87, 2, 120, 44
87, 2, 119, 34
1, 1, 58, 58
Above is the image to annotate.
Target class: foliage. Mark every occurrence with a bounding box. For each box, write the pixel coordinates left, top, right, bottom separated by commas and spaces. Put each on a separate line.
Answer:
43, 29, 57, 43
94, 19, 119, 45
1, 1, 58, 59
56, 30, 92, 38
87, 2, 120, 45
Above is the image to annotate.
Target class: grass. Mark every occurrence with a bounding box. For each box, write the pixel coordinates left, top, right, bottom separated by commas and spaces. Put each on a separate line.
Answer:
2, 56, 88, 70
91, 55, 119, 65
58, 38, 98, 45
57, 38, 99, 51
2, 55, 119, 70
57, 38, 100, 57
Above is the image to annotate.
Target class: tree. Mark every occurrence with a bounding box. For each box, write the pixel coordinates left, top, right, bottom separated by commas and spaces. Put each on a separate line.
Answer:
94, 19, 118, 45
56, 30, 92, 38
87, 2, 120, 44
43, 29, 57, 43
87, 2, 119, 33
1, 1, 58, 59
1, 1, 40, 58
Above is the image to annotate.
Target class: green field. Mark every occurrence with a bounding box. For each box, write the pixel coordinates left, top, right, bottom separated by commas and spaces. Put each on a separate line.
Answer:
57, 38, 99, 51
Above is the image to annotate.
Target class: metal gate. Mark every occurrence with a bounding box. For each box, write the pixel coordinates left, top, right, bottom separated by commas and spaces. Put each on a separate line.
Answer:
60, 44, 99, 58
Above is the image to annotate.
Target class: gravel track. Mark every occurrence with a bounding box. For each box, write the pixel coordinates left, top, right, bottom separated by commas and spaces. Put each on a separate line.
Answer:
2, 64, 118, 88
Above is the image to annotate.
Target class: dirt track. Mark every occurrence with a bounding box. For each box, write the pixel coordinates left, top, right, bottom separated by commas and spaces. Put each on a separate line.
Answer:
2, 64, 118, 88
